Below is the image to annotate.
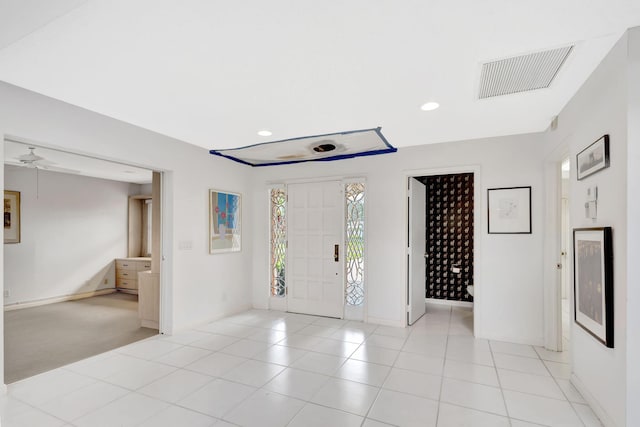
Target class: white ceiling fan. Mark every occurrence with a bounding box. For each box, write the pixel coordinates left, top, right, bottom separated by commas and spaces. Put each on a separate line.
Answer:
8, 146, 80, 174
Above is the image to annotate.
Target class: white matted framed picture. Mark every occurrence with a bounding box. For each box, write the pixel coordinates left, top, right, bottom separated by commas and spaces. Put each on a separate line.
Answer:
573, 227, 614, 348
209, 189, 241, 254
577, 134, 610, 180
487, 186, 531, 234
4, 190, 21, 244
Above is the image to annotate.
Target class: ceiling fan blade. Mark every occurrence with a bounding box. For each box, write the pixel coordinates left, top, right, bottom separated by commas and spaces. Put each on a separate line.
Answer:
5, 160, 37, 168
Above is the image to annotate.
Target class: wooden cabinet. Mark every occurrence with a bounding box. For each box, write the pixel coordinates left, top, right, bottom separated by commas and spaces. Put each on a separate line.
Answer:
115, 257, 151, 293
138, 271, 160, 329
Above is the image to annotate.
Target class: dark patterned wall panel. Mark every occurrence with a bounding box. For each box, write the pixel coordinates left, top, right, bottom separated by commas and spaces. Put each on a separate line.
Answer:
420, 173, 474, 302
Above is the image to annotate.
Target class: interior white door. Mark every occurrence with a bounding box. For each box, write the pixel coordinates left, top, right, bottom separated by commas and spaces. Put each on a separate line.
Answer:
408, 177, 426, 325
287, 181, 344, 318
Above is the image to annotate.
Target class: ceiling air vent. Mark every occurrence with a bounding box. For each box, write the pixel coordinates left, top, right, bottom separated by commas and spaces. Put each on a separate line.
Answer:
478, 45, 573, 99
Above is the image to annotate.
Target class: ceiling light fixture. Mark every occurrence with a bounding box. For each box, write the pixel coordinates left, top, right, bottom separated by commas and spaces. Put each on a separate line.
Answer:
420, 102, 440, 111
257, 130, 272, 137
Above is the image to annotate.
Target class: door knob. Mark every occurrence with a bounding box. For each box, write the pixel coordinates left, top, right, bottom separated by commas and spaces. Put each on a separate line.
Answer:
334, 245, 339, 262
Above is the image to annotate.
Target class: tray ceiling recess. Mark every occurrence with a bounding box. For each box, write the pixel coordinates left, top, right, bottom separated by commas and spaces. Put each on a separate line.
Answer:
478, 45, 574, 99
210, 127, 397, 167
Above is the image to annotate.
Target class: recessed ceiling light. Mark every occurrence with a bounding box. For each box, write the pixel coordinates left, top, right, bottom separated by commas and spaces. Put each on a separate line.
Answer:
420, 101, 440, 111
257, 130, 272, 137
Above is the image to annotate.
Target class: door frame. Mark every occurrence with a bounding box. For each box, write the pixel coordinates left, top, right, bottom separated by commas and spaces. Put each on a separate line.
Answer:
542, 143, 571, 351
404, 165, 481, 335
0, 134, 172, 389
266, 176, 368, 321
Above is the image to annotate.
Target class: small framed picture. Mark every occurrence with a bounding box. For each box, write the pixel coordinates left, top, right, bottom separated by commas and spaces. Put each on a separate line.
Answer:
577, 135, 610, 180
573, 227, 614, 348
487, 186, 531, 234
209, 189, 241, 254
4, 190, 21, 244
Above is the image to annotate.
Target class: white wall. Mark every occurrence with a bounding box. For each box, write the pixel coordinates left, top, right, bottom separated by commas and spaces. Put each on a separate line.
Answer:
0, 82, 255, 338
4, 165, 131, 305
626, 26, 640, 427
252, 133, 546, 344
544, 33, 628, 427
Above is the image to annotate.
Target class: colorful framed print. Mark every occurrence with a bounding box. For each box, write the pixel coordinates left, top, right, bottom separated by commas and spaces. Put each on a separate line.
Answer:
209, 189, 241, 254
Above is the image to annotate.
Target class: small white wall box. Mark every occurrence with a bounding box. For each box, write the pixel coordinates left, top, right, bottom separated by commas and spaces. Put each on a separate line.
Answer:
585, 185, 598, 219
585, 201, 597, 219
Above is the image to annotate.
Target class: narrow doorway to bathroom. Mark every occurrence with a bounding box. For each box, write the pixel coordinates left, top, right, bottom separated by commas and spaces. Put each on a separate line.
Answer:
416, 173, 474, 332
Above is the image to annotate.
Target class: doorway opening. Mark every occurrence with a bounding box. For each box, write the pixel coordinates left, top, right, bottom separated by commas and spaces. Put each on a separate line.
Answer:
407, 170, 477, 331
3, 137, 164, 383
560, 157, 571, 351
418, 173, 474, 303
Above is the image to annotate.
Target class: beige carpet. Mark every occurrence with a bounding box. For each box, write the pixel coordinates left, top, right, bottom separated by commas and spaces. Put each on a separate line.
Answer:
4, 292, 157, 383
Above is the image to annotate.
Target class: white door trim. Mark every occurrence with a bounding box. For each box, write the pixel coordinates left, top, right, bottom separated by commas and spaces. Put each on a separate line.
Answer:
403, 165, 481, 336
542, 143, 571, 351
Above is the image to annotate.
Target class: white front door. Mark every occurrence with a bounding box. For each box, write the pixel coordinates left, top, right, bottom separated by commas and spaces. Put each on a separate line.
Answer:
287, 181, 344, 318
408, 177, 426, 325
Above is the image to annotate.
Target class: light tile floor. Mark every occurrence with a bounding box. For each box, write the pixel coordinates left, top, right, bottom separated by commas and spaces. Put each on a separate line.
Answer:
0, 303, 602, 427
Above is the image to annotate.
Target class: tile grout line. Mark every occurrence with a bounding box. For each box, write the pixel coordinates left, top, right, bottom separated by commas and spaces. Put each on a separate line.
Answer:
538, 347, 589, 427
487, 337, 513, 424
436, 305, 456, 426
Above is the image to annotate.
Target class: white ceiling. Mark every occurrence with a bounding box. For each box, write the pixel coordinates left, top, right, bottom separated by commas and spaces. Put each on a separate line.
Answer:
0, 1, 639, 153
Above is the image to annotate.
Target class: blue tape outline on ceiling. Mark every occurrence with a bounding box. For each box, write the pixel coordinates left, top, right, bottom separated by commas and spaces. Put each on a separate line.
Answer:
209, 127, 397, 167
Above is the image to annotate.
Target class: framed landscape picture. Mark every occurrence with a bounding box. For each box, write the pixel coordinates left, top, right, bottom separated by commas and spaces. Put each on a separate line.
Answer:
573, 227, 614, 347
487, 186, 532, 234
577, 135, 610, 180
209, 189, 241, 254
4, 190, 21, 244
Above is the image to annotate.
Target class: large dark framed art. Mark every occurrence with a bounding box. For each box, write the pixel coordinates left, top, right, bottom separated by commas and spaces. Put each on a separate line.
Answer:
573, 227, 614, 348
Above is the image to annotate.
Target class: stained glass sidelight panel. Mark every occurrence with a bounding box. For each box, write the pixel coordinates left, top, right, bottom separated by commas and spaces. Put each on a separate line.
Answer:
345, 182, 365, 306
270, 188, 286, 297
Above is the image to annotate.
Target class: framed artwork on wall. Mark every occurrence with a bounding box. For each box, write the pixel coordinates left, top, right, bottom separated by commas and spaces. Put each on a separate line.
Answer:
577, 134, 610, 180
487, 186, 531, 234
209, 189, 241, 254
4, 190, 21, 244
573, 227, 614, 348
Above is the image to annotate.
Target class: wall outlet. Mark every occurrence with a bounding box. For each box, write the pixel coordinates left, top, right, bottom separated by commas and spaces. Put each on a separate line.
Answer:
3, 290, 9, 298
104, 278, 109, 285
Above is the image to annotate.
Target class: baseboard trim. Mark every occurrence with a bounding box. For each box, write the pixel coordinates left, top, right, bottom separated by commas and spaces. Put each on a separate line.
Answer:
367, 316, 405, 328
3, 288, 117, 311
478, 332, 544, 347
141, 319, 159, 329
571, 373, 617, 427
426, 298, 473, 308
